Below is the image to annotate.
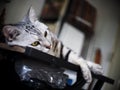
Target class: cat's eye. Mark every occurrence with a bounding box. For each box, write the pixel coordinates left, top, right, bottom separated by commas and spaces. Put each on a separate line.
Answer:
31, 41, 40, 46
44, 31, 47, 37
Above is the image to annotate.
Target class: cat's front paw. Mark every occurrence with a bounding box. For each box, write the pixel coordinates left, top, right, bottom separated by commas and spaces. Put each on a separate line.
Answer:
86, 61, 103, 75
80, 62, 92, 83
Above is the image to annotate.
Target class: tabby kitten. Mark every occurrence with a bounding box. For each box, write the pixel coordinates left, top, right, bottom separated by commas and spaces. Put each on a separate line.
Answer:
2, 7, 103, 85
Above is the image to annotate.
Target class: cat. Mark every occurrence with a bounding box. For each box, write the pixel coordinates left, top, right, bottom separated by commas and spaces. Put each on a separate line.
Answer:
2, 7, 103, 86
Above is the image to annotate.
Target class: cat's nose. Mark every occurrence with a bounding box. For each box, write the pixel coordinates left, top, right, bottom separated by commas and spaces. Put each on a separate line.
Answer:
44, 44, 51, 49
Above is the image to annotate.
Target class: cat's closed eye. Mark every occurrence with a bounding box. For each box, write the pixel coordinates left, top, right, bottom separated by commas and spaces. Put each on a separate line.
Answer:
31, 41, 40, 46
44, 31, 47, 37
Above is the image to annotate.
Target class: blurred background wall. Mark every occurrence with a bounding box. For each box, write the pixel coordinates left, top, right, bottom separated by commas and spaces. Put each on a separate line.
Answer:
86, 0, 120, 89
4, 0, 45, 24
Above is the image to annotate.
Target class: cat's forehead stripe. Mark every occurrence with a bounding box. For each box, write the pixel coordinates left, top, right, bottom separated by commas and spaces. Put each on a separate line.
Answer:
10, 22, 42, 35
7, 20, 49, 38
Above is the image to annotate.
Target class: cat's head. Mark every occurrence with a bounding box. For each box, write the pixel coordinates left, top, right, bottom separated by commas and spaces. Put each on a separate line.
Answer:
2, 7, 53, 52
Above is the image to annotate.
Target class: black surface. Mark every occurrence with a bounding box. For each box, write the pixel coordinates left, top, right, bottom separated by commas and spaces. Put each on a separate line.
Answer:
0, 47, 114, 90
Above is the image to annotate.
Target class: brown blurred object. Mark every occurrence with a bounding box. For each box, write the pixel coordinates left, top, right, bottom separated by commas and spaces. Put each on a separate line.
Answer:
0, 43, 25, 53
94, 48, 102, 64
40, 0, 65, 23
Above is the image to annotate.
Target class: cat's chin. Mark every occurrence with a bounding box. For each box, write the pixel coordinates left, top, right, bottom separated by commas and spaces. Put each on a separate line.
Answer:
40, 48, 50, 53
41, 48, 50, 53
27, 46, 50, 53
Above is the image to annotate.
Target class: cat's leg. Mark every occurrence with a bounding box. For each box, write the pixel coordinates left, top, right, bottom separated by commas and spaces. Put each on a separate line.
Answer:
60, 45, 92, 83
68, 52, 92, 83
81, 61, 103, 89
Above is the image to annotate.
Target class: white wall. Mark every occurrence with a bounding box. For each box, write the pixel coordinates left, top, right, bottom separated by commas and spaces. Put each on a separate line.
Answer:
86, 0, 120, 90
104, 26, 120, 90
86, 0, 120, 75
5, 0, 45, 24
59, 23, 85, 54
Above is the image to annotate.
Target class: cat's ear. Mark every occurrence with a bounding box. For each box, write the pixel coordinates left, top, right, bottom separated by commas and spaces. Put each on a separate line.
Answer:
22, 6, 37, 23
28, 6, 38, 23
2, 25, 20, 41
